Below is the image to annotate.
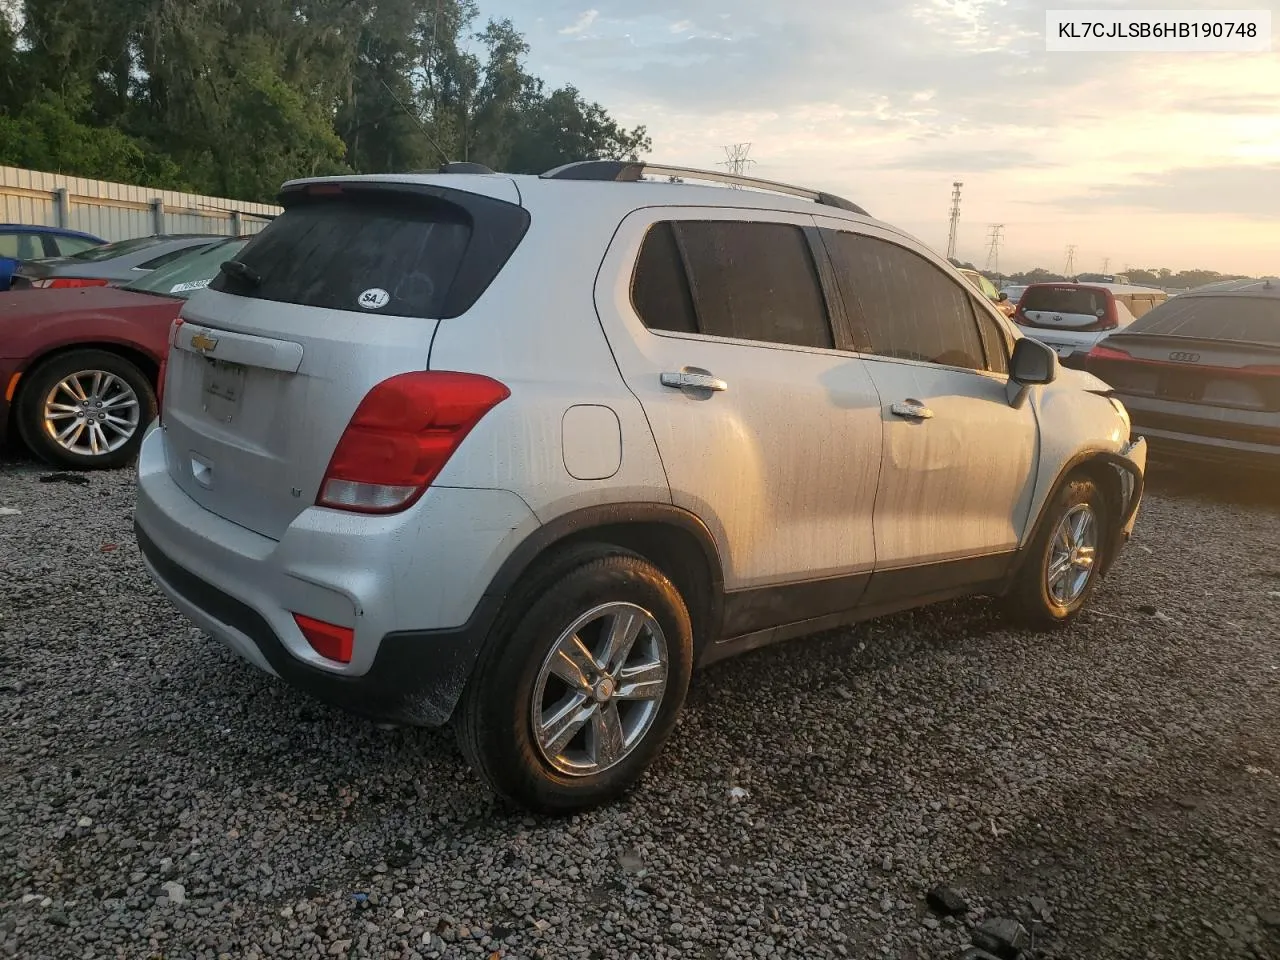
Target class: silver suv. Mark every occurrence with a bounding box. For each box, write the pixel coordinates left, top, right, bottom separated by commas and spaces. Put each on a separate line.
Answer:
134, 161, 1147, 813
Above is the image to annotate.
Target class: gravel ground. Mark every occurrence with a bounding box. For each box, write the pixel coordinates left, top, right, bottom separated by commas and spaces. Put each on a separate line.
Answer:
2, 453, 1278, 960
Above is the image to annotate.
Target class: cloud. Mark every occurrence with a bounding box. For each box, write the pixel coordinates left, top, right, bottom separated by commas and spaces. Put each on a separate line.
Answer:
1052, 165, 1280, 219
558, 9, 598, 35
889, 149, 1061, 172
1170, 93, 1280, 116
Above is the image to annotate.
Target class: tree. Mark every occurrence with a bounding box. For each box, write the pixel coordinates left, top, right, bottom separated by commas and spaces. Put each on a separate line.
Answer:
0, 0, 650, 200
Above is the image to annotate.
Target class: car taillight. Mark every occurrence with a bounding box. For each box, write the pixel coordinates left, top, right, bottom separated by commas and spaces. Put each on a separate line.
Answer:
317, 371, 510, 514
1086, 344, 1132, 361
1094, 300, 1120, 331
156, 319, 183, 420
31, 277, 110, 289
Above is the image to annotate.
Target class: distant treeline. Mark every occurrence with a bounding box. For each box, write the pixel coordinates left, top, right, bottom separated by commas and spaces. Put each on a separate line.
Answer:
0, 0, 650, 203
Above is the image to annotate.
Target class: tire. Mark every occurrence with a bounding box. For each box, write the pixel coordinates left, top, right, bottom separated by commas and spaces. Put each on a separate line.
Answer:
454, 544, 694, 814
15, 349, 156, 470
1004, 474, 1111, 630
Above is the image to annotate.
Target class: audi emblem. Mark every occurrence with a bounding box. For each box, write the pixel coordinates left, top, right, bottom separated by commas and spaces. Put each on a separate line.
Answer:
1168, 351, 1201, 363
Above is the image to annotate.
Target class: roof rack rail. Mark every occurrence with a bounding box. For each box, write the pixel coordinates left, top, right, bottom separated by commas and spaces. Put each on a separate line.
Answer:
540, 160, 868, 216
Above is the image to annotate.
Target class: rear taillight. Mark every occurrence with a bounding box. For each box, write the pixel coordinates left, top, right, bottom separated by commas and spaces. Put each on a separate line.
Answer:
1094, 300, 1120, 331
317, 371, 510, 514
293, 613, 354, 664
31, 277, 110, 289
156, 319, 183, 420
1086, 344, 1132, 362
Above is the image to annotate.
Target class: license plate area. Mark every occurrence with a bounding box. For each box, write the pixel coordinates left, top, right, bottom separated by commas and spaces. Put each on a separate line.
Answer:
1157, 372, 1205, 403
201, 358, 246, 423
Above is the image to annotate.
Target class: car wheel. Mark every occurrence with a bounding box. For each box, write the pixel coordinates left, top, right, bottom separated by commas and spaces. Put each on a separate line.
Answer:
1004, 474, 1110, 629
454, 545, 693, 814
16, 349, 156, 470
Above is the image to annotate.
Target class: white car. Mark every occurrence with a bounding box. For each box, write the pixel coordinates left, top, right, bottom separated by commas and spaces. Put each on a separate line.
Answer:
1014, 282, 1168, 367
1001, 284, 1027, 304
133, 160, 1147, 813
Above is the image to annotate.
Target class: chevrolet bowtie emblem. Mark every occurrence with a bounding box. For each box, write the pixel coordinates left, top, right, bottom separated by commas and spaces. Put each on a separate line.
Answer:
191, 332, 218, 353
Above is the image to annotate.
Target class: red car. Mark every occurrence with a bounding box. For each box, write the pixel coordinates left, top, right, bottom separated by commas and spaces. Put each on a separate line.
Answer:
1, 237, 247, 469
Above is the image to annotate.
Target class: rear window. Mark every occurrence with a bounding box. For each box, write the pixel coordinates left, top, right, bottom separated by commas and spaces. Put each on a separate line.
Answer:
65, 235, 171, 262
1021, 286, 1107, 316
209, 187, 530, 320
1127, 295, 1280, 345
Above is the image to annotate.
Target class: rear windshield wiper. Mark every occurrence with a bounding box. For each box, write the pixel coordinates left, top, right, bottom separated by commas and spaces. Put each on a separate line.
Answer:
220, 259, 261, 287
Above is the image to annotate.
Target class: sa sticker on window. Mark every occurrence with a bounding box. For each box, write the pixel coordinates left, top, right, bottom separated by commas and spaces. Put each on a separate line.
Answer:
358, 288, 390, 310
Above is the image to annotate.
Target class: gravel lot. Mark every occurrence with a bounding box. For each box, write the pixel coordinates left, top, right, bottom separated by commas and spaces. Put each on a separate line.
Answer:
2, 453, 1278, 960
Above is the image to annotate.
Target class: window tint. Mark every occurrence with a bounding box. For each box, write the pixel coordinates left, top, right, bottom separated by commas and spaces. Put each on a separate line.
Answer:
1128, 295, 1280, 345
138, 245, 208, 270
210, 195, 483, 318
973, 307, 1010, 375
1021, 286, 1107, 316
123, 238, 248, 300
66, 235, 171, 262
633, 220, 833, 349
50, 236, 101, 257
825, 232, 987, 370
631, 222, 697, 334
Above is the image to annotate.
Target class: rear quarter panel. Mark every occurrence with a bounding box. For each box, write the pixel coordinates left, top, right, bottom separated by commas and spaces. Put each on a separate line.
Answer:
425, 195, 672, 521
0, 299, 177, 370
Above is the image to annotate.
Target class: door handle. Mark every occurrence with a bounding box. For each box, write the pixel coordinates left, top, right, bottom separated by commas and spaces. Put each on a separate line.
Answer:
890, 400, 934, 420
660, 370, 728, 393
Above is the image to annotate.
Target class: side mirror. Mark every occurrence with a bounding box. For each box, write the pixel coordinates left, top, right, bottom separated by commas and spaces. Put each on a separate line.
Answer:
998, 291, 1009, 302
1010, 337, 1057, 385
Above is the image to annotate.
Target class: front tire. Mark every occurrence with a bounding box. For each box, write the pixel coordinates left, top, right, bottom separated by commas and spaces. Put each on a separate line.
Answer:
16, 350, 155, 470
454, 545, 693, 814
1004, 475, 1111, 629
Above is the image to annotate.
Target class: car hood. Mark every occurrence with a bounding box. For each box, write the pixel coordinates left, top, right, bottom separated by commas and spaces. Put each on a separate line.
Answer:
0, 286, 179, 325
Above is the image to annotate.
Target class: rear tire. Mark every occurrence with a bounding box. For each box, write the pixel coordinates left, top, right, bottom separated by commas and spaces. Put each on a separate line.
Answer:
1004, 475, 1111, 630
454, 544, 693, 814
16, 350, 155, 470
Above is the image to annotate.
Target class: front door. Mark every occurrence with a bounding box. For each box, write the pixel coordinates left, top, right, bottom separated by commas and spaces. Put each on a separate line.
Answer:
818, 221, 1038, 601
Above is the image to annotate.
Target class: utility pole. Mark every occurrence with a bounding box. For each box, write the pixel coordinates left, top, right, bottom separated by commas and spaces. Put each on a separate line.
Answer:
720, 143, 755, 180
985, 224, 1004, 273
946, 181, 963, 261
1064, 244, 1077, 277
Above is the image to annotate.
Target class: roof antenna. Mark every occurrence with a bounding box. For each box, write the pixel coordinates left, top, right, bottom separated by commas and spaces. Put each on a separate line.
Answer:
379, 78, 451, 166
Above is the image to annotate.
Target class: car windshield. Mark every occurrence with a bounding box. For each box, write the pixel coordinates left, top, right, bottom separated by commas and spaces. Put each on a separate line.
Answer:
121, 238, 249, 300
64, 235, 172, 262
1021, 286, 1106, 316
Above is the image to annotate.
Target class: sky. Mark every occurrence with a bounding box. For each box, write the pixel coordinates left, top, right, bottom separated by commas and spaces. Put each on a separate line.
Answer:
480, 0, 1280, 276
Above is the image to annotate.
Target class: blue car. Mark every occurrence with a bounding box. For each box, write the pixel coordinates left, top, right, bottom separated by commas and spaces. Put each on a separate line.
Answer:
0, 225, 105, 291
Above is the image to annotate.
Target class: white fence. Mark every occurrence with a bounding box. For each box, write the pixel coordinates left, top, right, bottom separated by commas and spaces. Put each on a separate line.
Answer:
0, 166, 280, 241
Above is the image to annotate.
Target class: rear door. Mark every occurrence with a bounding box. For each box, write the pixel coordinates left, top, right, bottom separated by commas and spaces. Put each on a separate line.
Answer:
160, 177, 529, 540
595, 208, 884, 599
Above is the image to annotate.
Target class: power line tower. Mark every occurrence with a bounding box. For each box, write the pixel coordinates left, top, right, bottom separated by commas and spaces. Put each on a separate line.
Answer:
945, 181, 963, 260
720, 143, 755, 179
1101, 256, 1110, 274
985, 224, 1004, 273
1064, 244, 1077, 277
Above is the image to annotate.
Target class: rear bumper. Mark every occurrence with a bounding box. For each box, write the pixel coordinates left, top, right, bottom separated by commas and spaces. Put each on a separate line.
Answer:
133, 424, 539, 725
1137, 427, 1280, 471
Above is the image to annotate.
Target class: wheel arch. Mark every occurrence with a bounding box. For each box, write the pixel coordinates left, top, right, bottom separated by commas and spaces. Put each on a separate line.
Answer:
1019, 448, 1141, 581
482, 503, 726, 661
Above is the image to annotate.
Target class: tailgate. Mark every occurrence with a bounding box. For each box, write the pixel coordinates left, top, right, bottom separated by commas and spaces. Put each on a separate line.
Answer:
163, 296, 438, 540
159, 175, 529, 541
